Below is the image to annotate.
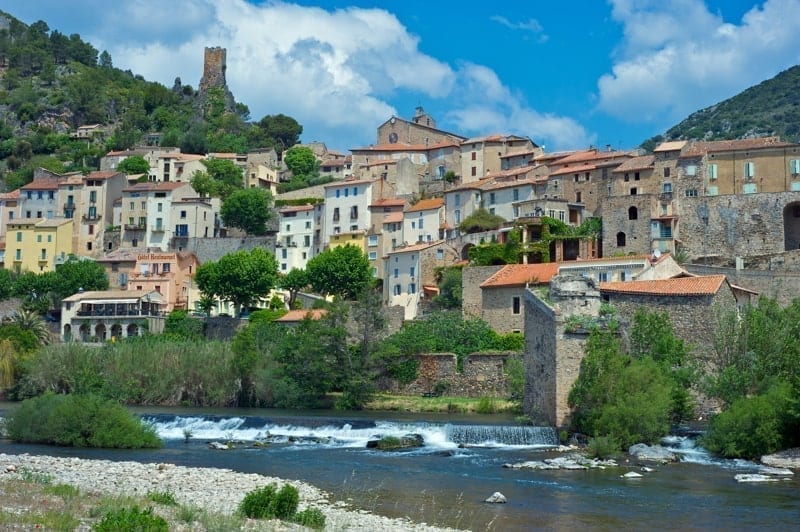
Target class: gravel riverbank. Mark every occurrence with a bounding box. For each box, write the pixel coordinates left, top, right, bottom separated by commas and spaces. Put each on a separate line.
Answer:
0, 453, 460, 531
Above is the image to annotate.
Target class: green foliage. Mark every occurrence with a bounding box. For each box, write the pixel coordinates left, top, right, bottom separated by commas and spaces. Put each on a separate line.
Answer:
663, 64, 800, 143
220, 187, 273, 235
52, 256, 109, 299
305, 245, 372, 299
116, 155, 150, 175
387, 357, 419, 385
586, 436, 619, 459
279, 268, 309, 309
504, 355, 524, 400
147, 491, 178, 506
475, 396, 498, 414
164, 310, 203, 340
238, 484, 299, 520
468, 229, 522, 265
0, 323, 41, 353
432, 266, 462, 309
191, 158, 244, 199
293, 508, 326, 529
459, 208, 506, 234
5, 393, 162, 448
9, 308, 51, 346
700, 381, 800, 459
283, 146, 318, 177
92, 506, 168, 532
195, 248, 279, 316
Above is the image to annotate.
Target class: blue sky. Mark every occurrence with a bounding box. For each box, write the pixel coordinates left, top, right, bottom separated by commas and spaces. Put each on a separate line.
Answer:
7, 1, 800, 152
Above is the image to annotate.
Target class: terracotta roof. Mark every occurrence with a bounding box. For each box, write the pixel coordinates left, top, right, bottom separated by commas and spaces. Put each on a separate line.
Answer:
370, 198, 407, 208
551, 149, 632, 166
480, 263, 559, 288
406, 198, 444, 213
500, 149, 538, 159
550, 164, 598, 177
0, 190, 20, 200
653, 141, 688, 152
600, 275, 727, 296
321, 159, 345, 167
21, 179, 59, 191
680, 137, 795, 158
123, 181, 189, 193
279, 204, 315, 214
480, 175, 545, 191
86, 170, 123, 180
383, 212, 404, 223
360, 160, 397, 168
613, 155, 656, 173
323, 178, 373, 188
461, 134, 531, 145
35, 218, 72, 228
275, 309, 327, 322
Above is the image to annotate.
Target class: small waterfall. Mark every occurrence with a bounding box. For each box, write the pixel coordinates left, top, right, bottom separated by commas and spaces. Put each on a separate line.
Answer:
445, 424, 558, 447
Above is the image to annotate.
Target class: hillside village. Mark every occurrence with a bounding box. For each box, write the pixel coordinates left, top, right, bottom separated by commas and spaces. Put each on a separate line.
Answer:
2, 42, 800, 423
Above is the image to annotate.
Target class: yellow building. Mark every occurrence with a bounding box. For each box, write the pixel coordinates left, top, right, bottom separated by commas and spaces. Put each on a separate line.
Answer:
328, 231, 366, 252
7, 218, 73, 273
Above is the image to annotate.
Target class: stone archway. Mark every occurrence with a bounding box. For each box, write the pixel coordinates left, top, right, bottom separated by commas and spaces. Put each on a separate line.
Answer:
783, 202, 800, 251
461, 243, 474, 260
63, 324, 72, 342
127, 323, 139, 337
110, 323, 122, 340
95, 323, 107, 342
79, 323, 90, 342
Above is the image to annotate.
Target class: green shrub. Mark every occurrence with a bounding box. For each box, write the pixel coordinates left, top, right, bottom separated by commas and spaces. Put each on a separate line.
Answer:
294, 507, 326, 529
475, 396, 497, 414
272, 485, 300, 519
147, 490, 178, 506
92, 506, 168, 532
43, 483, 80, 498
5, 393, 162, 449
586, 436, 619, 459
701, 381, 799, 459
239, 484, 278, 519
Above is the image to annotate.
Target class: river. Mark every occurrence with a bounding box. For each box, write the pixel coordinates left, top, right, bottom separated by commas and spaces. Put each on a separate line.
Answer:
1, 406, 798, 531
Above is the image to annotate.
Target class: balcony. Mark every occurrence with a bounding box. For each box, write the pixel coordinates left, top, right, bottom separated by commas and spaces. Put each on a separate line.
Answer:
63, 202, 76, 210
75, 307, 163, 318
659, 192, 673, 203
151, 225, 165, 233
82, 212, 101, 221
124, 224, 146, 231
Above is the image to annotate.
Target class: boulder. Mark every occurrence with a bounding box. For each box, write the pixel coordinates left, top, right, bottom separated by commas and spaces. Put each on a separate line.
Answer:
5, 464, 17, 473
621, 471, 643, 479
760, 449, 800, 470
208, 441, 230, 450
367, 434, 424, 451
628, 444, 677, 463
503, 461, 560, 470
485, 492, 507, 503
758, 466, 793, 476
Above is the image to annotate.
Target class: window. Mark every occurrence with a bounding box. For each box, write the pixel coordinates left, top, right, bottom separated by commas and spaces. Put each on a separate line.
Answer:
664, 167, 670, 178
86, 242, 92, 251
352, 187, 358, 196
129, 201, 135, 210
576, 191, 582, 203
408, 283, 416, 294
180, 210, 187, 219
37, 235, 42, 242
47, 235, 52, 242
454, 210, 461, 224
454, 194, 461, 206
598, 272, 609, 282
634, 172, 640, 181
708, 163, 718, 180
513, 188, 519, 201
685, 189, 698, 197
305, 220, 311, 229
344, 188, 349, 197
285, 224, 291, 232
368, 251, 377, 260
489, 192, 496, 205
350, 206, 358, 220
333, 207, 340, 222
624, 173, 630, 182
88, 224, 94, 235
471, 151, 476, 161
662, 183, 672, 193
437, 248, 444, 260
574, 174, 580, 182
281, 263, 287, 271
418, 217, 424, 229
281, 249, 287, 259
790, 159, 800, 175
489, 208, 495, 215
471, 166, 476, 177
512, 296, 521, 315
37, 191, 43, 200
630, 187, 637, 195
141, 201, 146, 209
8, 212, 13, 220
15, 249, 20, 260
744, 161, 755, 178
304, 235, 311, 247
16, 232, 21, 242
40, 248, 46, 260
410, 266, 415, 277
336, 189, 340, 198
616, 232, 626, 247
686, 165, 697, 176
393, 284, 401, 296
368, 235, 378, 246
394, 268, 399, 278
162, 263, 171, 273
743, 183, 757, 194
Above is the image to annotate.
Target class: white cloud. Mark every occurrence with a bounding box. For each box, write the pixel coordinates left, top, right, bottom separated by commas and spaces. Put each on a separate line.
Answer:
598, 0, 800, 125
9, 0, 589, 150
490, 15, 548, 42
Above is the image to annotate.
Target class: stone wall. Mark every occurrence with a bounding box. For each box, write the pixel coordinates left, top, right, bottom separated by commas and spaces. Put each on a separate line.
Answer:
678, 191, 800, 261
480, 285, 526, 334
200, 47, 227, 92
380, 351, 517, 397
686, 263, 800, 306
601, 194, 656, 256
461, 265, 503, 318
176, 236, 275, 264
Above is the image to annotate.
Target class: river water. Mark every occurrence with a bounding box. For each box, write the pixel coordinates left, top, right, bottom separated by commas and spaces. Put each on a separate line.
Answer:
1, 406, 798, 531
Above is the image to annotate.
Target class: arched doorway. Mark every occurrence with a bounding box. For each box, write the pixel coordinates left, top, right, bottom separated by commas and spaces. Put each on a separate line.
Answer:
783, 202, 800, 250
110, 323, 122, 340
616, 232, 626, 247
127, 323, 139, 337
95, 323, 107, 342
79, 323, 90, 342
461, 243, 474, 260
63, 324, 72, 342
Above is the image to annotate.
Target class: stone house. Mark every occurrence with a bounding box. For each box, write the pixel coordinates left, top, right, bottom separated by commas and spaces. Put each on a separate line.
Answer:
523, 273, 755, 427
384, 240, 459, 320
60, 289, 165, 342
460, 134, 540, 183
376, 107, 465, 148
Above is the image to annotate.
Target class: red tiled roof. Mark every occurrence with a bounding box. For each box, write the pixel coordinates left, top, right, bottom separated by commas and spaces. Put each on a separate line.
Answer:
86, 170, 123, 180
0, 190, 20, 200
279, 204, 315, 213
480, 263, 559, 288
323, 178, 373, 188
551, 149, 632, 166
612, 155, 656, 173
275, 309, 327, 322
406, 198, 444, 212
383, 212, 404, 223
679, 137, 795, 158
600, 275, 726, 296
550, 164, 598, 177
123, 181, 189, 193
370, 198, 407, 208
21, 179, 59, 190
387, 240, 444, 254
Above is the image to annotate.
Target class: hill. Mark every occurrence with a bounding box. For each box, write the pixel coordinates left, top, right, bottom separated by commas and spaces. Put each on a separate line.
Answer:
0, 10, 301, 190
642, 64, 800, 150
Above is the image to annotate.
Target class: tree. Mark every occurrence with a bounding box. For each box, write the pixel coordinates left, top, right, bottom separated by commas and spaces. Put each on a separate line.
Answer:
191, 158, 243, 199
195, 248, 279, 316
98, 50, 113, 69
10, 309, 51, 346
117, 155, 150, 175
279, 268, 309, 309
340, 288, 387, 409
52, 257, 108, 300
432, 266, 463, 309
283, 146, 318, 177
305, 245, 372, 300
459, 208, 506, 234
220, 188, 273, 235
257, 114, 302, 149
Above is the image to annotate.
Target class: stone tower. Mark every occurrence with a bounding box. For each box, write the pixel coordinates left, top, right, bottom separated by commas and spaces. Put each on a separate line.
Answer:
199, 47, 227, 92
198, 46, 235, 113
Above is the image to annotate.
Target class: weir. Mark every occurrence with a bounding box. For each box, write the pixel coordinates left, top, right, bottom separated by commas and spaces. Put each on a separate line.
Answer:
445, 424, 558, 447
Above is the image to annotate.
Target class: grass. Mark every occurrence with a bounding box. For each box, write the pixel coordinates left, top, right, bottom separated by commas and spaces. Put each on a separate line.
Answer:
365, 393, 518, 414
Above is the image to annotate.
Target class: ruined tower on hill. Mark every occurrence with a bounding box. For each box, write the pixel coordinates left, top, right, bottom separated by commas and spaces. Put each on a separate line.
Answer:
198, 46, 236, 113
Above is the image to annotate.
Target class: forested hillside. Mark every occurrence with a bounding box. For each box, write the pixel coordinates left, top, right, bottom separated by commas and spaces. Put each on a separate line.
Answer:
0, 10, 301, 191
642, 65, 800, 150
